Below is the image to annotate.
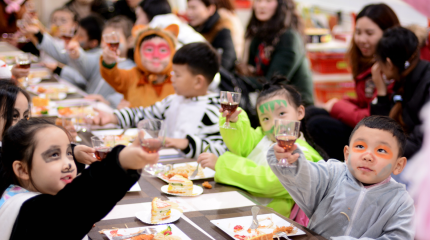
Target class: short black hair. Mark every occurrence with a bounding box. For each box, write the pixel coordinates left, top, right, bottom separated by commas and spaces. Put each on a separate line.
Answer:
105, 15, 133, 39
139, 0, 172, 22
78, 15, 105, 45
173, 42, 220, 84
349, 116, 407, 157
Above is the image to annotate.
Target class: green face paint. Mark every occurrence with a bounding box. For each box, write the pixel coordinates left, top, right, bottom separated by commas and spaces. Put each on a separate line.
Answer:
258, 100, 288, 114
264, 126, 274, 136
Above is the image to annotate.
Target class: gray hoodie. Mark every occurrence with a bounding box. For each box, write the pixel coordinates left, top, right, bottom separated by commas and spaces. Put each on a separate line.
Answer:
267, 147, 414, 240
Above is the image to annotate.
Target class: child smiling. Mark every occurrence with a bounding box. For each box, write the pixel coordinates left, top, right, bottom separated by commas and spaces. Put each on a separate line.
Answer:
268, 116, 414, 239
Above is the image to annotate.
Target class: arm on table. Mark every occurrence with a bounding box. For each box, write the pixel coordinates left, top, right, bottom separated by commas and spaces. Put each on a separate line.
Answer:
220, 109, 264, 157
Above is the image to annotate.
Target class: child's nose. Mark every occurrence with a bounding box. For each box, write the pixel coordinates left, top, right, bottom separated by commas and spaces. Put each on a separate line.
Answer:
362, 152, 374, 162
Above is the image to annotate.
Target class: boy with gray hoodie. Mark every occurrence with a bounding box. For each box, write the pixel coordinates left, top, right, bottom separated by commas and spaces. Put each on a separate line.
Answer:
268, 116, 414, 239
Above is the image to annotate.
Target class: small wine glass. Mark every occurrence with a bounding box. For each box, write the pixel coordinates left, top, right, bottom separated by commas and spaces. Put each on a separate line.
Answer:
220, 91, 241, 130
91, 135, 115, 160
15, 53, 31, 87
59, 27, 75, 53
103, 31, 125, 62
273, 119, 301, 167
15, 20, 29, 43
137, 119, 165, 177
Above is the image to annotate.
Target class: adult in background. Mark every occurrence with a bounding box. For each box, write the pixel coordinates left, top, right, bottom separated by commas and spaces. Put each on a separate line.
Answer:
0, 0, 26, 35
306, 4, 400, 160
112, 0, 140, 22
236, 0, 313, 106
64, 0, 111, 20
187, 0, 236, 71
216, 0, 244, 60
135, 0, 205, 49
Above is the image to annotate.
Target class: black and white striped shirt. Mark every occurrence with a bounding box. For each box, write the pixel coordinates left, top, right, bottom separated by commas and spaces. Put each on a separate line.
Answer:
114, 93, 226, 158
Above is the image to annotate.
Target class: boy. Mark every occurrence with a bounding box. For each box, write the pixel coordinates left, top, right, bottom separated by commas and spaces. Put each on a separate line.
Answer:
268, 116, 414, 239
100, 24, 179, 108
94, 42, 226, 159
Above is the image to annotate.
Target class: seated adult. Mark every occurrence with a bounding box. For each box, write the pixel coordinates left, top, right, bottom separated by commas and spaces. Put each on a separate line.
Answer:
135, 0, 206, 49
236, 0, 313, 106
187, 0, 236, 71
64, 0, 111, 20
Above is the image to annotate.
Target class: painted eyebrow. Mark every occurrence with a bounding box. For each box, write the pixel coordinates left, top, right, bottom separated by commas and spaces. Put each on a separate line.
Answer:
41, 145, 62, 163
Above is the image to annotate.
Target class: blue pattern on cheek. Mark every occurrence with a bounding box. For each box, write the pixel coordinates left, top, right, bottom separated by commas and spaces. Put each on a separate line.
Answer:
377, 163, 392, 178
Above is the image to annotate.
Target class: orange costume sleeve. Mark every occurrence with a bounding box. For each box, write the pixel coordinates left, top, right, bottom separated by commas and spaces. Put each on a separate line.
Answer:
99, 57, 139, 95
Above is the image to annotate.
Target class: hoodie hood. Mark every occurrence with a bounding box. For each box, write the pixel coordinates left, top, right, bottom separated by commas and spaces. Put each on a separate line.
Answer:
133, 24, 179, 81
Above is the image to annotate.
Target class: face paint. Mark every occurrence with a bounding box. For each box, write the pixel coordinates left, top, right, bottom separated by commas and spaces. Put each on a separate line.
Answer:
377, 163, 392, 178
41, 145, 62, 163
264, 126, 274, 136
141, 41, 171, 60
351, 140, 368, 153
374, 145, 394, 160
258, 100, 287, 114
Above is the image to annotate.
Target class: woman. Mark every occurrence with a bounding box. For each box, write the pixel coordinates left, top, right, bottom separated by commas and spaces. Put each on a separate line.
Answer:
216, 0, 244, 59
187, 0, 236, 71
64, 0, 111, 20
236, 0, 313, 106
306, 4, 400, 160
372, 26, 430, 159
112, 0, 140, 22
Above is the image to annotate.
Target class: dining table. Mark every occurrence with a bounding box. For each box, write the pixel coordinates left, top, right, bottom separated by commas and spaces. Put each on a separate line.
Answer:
0, 42, 327, 240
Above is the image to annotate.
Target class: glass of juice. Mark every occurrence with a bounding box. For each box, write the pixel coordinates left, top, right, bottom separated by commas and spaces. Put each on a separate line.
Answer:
59, 27, 75, 53
103, 31, 124, 62
273, 119, 301, 167
91, 135, 115, 160
15, 53, 31, 86
137, 119, 165, 176
220, 91, 241, 130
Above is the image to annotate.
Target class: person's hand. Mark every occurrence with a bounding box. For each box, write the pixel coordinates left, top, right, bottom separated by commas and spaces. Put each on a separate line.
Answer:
73, 145, 98, 165
119, 134, 159, 170
235, 62, 255, 76
117, 99, 130, 109
19, 21, 40, 35
66, 41, 81, 59
322, 98, 339, 113
164, 138, 189, 150
92, 109, 118, 126
102, 45, 118, 65
371, 62, 387, 96
11, 65, 30, 78
85, 94, 110, 105
42, 62, 58, 71
273, 144, 299, 165
197, 153, 217, 170
219, 107, 242, 123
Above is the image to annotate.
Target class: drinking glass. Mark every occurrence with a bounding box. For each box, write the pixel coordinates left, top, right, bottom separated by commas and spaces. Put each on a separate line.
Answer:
273, 119, 301, 167
91, 135, 115, 160
220, 91, 241, 130
59, 27, 75, 53
15, 54, 31, 86
138, 119, 165, 176
103, 31, 124, 62
15, 20, 29, 43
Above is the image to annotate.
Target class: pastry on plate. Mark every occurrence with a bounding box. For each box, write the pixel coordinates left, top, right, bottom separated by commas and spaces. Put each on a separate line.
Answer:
151, 197, 171, 223
167, 175, 193, 195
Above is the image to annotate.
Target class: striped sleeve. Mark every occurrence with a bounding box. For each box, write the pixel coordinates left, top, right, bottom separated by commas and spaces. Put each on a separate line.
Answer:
182, 96, 227, 158
113, 95, 174, 128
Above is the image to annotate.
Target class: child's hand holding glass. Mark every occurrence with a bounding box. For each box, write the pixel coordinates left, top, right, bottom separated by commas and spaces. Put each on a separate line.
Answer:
119, 136, 160, 171
102, 41, 119, 65
273, 143, 300, 166
73, 145, 97, 165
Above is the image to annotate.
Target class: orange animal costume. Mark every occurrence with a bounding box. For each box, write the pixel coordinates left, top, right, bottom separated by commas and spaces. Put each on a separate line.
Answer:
100, 25, 179, 107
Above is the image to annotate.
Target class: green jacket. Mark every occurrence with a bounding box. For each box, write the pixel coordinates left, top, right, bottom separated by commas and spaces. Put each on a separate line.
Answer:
215, 110, 322, 217
247, 28, 314, 106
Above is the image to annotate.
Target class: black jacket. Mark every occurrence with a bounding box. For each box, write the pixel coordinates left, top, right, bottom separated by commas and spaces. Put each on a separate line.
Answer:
371, 60, 430, 158
112, 0, 136, 22
9, 145, 139, 240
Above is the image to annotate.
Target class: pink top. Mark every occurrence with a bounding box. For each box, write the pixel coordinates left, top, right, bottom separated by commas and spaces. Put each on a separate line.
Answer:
363, 176, 392, 189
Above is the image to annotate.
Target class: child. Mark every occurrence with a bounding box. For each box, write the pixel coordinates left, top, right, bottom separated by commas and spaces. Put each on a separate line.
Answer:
100, 24, 179, 107
269, 116, 414, 239
197, 76, 324, 218
94, 42, 226, 158
0, 118, 159, 239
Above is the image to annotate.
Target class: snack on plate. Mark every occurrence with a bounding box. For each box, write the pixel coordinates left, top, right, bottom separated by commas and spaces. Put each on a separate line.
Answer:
166, 172, 188, 179
167, 175, 193, 195
32, 97, 49, 107
37, 86, 46, 93
154, 226, 182, 240
234, 225, 243, 232
273, 226, 294, 234
131, 235, 154, 240
248, 232, 274, 240
202, 181, 212, 189
151, 197, 172, 224
164, 164, 204, 179
57, 107, 74, 116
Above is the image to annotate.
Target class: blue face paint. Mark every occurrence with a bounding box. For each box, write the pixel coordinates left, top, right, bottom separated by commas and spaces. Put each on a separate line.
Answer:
377, 163, 392, 178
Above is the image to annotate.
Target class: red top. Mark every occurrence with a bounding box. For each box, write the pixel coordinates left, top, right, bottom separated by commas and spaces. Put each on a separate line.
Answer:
330, 67, 394, 127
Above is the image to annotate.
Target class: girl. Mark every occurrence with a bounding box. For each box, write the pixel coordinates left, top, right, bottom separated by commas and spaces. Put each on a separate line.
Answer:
372, 26, 430, 159
197, 76, 326, 220
306, 4, 400, 160
0, 118, 159, 239
236, 0, 313, 106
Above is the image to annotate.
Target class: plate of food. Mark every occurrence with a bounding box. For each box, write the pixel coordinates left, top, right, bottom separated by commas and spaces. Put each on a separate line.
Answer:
210, 213, 306, 239
101, 224, 191, 240
158, 162, 215, 182
135, 197, 182, 225
92, 129, 138, 145
31, 97, 58, 117
28, 69, 51, 79
27, 83, 77, 95
161, 175, 203, 196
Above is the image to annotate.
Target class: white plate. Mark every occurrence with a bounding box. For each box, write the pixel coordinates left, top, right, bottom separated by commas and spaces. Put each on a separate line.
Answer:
28, 83, 77, 94
161, 185, 203, 196
39, 92, 67, 100
135, 208, 182, 225
158, 162, 216, 182
210, 213, 306, 239
102, 224, 191, 240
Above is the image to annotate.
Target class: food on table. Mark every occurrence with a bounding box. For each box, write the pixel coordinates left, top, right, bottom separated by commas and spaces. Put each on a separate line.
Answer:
151, 197, 172, 224
163, 164, 204, 180
167, 175, 193, 195
32, 97, 49, 107
115, 135, 137, 145
234, 225, 243, 232
202, 181, 212, 189
130, 235, 154, 240
57, 105, 95, 118
273, 226, 294, 234
234, 235, 247, 240
247, 231, 273, 240
152, 226, 182, 240
37, 86, 46, 93
57, 107, 74, 116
